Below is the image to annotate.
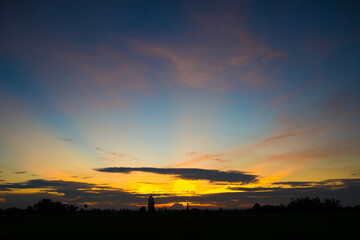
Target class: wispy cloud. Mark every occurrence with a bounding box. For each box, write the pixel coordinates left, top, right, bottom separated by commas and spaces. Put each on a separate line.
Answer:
352, 170, 360, 177
57, 137, 75, 144
196, 9, 288, 86
2, 37, 152, 110
129, 39, 226, 90
95, 147, 124, 156
260, 127, 323, 144
173, 153, 225, 167
129, 7, 287, 91
213, 159, 230, 163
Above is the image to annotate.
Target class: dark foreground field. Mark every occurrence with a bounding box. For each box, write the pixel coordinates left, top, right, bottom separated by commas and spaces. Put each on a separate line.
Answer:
1, 212, 359, 239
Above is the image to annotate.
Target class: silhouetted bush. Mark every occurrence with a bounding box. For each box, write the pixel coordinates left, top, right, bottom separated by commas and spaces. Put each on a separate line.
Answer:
139, 206, 146, 214
33, 199, 78, 214
287, 197, 341, 212
323, 198, 340, 210
288, 197, 322, 211
252, 203, 261, 211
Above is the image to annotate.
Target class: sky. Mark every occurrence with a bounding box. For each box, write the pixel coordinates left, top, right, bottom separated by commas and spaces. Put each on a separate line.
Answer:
1, 0, 360, 209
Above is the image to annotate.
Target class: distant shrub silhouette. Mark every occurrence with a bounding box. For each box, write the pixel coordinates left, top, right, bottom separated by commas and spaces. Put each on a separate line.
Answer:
251, 203, 286, 213
252, 203, 261, 211
139, 206, 146, 214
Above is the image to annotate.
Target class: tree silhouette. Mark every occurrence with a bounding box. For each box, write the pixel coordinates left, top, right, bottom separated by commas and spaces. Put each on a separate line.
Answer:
33, 199, 78, 214
34, 199, 66, 214
0, 196, 348, 216
287, 197, 322, 211
323, 198, 340, 210
148, 195, 155, 213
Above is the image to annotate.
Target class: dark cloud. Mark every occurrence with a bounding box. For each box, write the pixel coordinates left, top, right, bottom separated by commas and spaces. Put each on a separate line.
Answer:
57, 137, 75, 144
153, 179, 360, 207
271, 181, 316, 187
224, 178, 360, 193
14, 171, 26, 174
94, 167, 258, 183
0, 179, 95, 191
352, 170, 360, 176
71, 176, 92, 179
0, 179, 143, 209
272, 178, 360, 188
226, 186, 285, 192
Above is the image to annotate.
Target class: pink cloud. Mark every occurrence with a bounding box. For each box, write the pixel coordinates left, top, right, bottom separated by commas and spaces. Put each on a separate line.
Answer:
129, 39, 228, 91
197, 11, 288, 85
172, 153, 226, 168
3, 38, 152, 111
261, 127, 324, 144
129, 9, 288, 90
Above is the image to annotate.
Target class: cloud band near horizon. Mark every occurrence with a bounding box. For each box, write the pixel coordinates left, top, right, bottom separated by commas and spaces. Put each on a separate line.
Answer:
1, 177, 359, 209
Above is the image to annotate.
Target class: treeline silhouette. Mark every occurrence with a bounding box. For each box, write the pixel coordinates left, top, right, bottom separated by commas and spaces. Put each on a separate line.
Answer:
252, 197, 345, 213
1, 197, 360, 215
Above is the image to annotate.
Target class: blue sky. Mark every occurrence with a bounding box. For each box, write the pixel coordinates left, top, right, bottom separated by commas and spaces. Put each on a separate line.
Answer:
1, 0, 360, 208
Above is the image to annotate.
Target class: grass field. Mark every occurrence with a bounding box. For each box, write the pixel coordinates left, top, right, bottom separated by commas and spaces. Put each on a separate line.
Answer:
1, 212, 359, 239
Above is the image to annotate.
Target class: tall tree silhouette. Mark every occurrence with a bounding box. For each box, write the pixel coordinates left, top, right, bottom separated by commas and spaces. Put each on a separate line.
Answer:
148, 195, 155, 213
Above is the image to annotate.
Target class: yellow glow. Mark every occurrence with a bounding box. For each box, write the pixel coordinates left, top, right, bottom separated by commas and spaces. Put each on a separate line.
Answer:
46, 191, 65, 196
172, 179, 197, 195
134, 182, 166, 194
83, 202, 99, 206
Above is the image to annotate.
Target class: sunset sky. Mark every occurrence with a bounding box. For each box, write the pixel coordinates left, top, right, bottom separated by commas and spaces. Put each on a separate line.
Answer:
1, 0, 360, 209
